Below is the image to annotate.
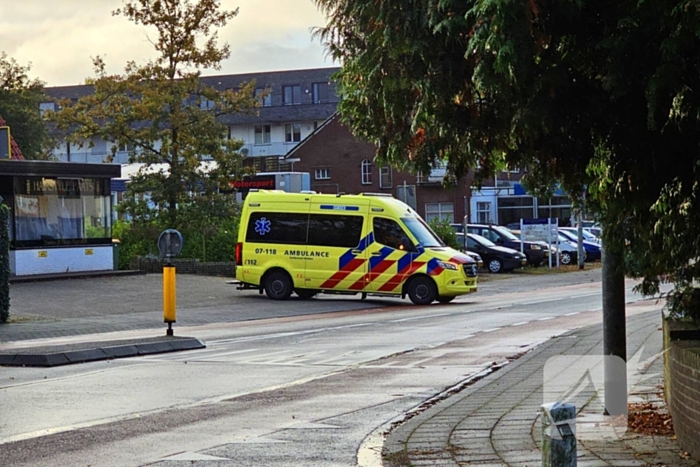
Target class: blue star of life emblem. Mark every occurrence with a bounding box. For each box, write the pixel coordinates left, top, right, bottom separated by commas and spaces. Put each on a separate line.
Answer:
255, 217, 271, 236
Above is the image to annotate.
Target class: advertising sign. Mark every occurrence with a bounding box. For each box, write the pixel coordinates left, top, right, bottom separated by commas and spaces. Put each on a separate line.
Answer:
229, 175, 276, 193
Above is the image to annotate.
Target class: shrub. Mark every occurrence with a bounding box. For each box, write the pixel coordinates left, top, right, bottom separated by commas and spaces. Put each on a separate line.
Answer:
112, 197, 241, 269
428, 217, 460, 250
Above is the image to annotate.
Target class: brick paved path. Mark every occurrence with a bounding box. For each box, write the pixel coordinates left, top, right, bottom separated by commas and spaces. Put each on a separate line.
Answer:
383, 309, 699, 467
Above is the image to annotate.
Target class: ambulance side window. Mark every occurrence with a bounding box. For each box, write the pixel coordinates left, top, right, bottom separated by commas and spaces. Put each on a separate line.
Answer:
246, 212, 308, 244
308, 214, 363, 248
373, 217, 407, 250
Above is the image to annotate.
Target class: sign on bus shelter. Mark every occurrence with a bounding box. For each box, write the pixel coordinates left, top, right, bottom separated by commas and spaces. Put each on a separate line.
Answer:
0, 127, 10, 159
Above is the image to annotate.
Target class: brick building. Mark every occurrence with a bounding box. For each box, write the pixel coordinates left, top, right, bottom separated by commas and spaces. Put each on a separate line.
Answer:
286, 113, 472, 223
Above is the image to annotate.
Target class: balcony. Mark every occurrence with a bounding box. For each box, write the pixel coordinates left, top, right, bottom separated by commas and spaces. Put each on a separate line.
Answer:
240, 142, 298, 158
416, 166, 446, 185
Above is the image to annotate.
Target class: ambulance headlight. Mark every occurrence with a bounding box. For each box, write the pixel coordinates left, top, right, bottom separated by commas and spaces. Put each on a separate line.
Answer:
437, 261, 459, 271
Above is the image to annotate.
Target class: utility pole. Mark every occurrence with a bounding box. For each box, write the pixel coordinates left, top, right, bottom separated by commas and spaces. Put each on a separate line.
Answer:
602, 244, 627, 416
577, 211, 584, 269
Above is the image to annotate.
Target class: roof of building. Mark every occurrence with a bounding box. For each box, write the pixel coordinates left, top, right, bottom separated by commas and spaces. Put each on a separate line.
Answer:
44, 67, 342, 125
0, 160, 120, 178
0, 115, 25, 160
284, 112, 340, 159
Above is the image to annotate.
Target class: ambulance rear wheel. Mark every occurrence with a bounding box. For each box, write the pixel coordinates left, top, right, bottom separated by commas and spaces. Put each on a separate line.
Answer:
407, 277, 437, 305
265, 271, 293, 300
295, 289, 317, 299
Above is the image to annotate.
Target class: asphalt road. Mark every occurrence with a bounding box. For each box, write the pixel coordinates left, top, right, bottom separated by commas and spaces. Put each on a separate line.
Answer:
0, 266, 659, 467
5, 267, 605, 332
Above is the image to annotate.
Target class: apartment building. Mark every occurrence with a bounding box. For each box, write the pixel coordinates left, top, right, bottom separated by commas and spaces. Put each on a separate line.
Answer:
43, 67, 341, 171
42, 65, 571, 226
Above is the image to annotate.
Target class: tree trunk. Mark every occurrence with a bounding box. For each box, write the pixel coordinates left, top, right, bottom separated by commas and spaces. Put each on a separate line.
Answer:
602, 244, 627, 416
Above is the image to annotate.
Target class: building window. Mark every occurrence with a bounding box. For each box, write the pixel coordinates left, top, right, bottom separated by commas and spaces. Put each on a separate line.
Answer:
379, 166, 392, 189
285, 123, 301, 143
283, 85, 301, 105
254, 88, 271, 107
361, 159, 372, 185
116, 142, 134, 153
39, 102, 55, 115
476, 201, 492, 224
312, 82, 328, 104
314, 168, 331, 180
396, 184, 417, 210
199, 98, 215, 109
12, 177, 112, 246
255, 125, 271, 145
425, 202, 454, 223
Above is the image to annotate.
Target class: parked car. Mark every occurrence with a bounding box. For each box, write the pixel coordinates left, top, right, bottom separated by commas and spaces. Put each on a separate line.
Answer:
466, 224, 549, 266
551, 233, 585, 265
558, 229, 602, 261
466, 233, 528, 273
455, 232, 484, 269
560, 227, 601, 244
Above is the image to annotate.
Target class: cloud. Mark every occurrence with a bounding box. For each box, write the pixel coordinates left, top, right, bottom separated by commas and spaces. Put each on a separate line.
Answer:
0, 0, 332, 86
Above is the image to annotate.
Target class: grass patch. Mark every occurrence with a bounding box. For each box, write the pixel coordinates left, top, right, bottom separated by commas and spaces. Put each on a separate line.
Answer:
6, 314, 56, 323
511, 262, 602, 275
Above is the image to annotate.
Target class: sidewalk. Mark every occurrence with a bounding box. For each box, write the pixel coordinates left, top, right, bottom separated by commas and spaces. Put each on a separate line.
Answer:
382, 308, 700, 467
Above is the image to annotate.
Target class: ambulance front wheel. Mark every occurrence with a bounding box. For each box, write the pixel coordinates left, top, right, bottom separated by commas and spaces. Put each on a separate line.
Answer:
407, 276, 437, 305
264, 270, 293, 300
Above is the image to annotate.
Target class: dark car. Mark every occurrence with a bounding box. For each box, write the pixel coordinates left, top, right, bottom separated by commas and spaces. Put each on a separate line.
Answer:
558, 229, 602, 261
466, 223, 549, 266
466, 233, 528, 273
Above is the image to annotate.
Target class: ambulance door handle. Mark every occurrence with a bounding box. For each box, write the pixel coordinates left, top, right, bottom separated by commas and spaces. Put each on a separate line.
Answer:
371, 251, 383, 256
351, 249, 362, 255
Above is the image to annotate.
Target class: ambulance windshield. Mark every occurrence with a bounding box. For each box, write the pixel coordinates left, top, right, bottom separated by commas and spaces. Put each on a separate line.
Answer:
402, 217, 445, 248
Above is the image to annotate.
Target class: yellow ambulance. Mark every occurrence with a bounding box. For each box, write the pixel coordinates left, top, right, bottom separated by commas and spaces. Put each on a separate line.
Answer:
234, 190, 478, 305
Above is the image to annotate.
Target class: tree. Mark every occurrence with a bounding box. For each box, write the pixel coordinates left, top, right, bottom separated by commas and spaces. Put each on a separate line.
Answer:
0, 52, 52, 160
49, 0, 256, 229
314, 0, 700, 321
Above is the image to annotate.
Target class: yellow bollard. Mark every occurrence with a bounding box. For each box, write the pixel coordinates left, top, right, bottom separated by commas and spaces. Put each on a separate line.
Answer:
163, 265, 176, 336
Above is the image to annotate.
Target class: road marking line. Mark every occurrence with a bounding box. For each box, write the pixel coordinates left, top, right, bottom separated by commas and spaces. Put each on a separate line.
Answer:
564, 312, 580, 316
482, 328, 501, 333
511, 322, 529, 327
391, 313, 452, 323
538, 317, 555, 321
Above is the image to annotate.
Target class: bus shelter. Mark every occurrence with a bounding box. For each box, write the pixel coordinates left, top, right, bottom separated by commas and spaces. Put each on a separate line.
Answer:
0, 160, 121, 276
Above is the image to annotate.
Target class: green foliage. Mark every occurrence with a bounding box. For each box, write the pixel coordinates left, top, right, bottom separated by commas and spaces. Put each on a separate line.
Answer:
112, 196, 240, 269
113, 219, 161, 270
0, 52, 53, 159
47, 0, 255, 227
428, 217, 460, 250
0, 204, 10, 323
314, 0, 700, 321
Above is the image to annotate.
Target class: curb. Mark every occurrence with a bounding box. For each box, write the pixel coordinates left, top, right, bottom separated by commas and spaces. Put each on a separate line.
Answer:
9, 269, 147, 284
0, 337, 206, 367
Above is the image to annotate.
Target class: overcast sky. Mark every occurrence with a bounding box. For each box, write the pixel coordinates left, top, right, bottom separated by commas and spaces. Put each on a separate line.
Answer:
0, 0, 334, 87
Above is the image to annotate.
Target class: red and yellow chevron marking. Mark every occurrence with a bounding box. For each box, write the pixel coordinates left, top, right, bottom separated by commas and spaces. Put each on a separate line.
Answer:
348, 258, 395, 290
377, 261, 426, 292
320, 257, 366, 289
